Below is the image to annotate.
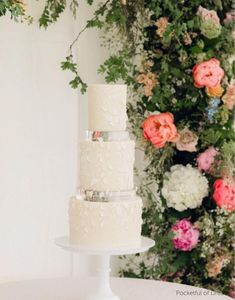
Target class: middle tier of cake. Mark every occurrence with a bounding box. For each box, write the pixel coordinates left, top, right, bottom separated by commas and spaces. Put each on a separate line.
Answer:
80, 140, 135, 191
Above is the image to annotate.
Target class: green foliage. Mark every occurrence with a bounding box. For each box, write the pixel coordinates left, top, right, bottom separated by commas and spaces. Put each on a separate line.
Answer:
98, 52, 133, 84
39, 0, 66, 28
200, 128, 222, 148
89, 0, 235, 295
0, 0, 32, 23
86, 0, 94, 5
70, 0, 79, 18
61, 55, 87, 93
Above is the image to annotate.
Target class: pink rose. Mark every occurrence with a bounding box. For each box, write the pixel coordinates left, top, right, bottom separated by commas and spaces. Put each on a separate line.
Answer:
197, 147, 218, 173
192, 58, 224, 88
172, 219, 199, 252
197, 6, 220, 24
176, 128, 198, 152
213, 178, 235, 212
142, 112, 179, 149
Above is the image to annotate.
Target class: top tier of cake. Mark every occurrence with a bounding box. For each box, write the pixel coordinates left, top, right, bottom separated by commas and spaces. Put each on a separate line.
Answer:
88, 84, 127, 131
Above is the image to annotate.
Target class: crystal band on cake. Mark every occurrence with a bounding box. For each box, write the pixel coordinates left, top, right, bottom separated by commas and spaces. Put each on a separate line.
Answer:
83, 189, 137, 202
86, 130, 130, 142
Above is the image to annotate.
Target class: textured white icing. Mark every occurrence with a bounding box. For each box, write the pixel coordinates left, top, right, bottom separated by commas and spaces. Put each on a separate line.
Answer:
88, 84, 127, 131
80, 140, 135, 191
69, 196, 143, 247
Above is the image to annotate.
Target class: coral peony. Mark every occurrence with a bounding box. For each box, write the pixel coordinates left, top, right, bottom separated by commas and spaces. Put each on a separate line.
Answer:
197, 147, 218, 173
176, 128, 198, 152
222, 81, 235, 110
172, 219, 199, 251
142, 112, 179, 148
206, 85, 224, 98
193, 58, 224, 89
213, 178, 235, 212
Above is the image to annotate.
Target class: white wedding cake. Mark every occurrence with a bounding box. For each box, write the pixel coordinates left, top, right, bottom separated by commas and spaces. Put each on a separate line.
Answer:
69, 84, 143, 248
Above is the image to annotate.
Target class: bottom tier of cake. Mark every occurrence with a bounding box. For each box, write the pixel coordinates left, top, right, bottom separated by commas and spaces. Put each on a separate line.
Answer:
69, 195, 143, 248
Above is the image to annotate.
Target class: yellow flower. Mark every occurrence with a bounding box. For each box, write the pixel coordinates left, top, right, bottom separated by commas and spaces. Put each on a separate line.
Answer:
155, 17, 169, 38
206, 84, 224, 98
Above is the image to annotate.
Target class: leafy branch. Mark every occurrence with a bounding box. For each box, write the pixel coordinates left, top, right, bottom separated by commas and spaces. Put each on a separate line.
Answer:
0, 0, 32, 23
60, 0, 112, 91
39, 0, 66, 28
61, 55, 87, 93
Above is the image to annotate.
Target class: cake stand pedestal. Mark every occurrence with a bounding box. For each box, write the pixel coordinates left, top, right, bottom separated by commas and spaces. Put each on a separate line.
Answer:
55, 236, 155, 300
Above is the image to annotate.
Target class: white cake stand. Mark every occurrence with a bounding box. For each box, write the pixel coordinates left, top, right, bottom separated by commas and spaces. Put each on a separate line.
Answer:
55, 236, 155, 300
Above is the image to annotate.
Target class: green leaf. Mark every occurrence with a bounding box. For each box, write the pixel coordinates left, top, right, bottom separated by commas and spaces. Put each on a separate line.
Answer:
61, 55, 87, 93
39, 0, 66, 28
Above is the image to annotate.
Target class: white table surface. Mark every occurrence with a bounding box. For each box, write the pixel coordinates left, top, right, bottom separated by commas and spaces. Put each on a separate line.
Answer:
0, 277, 230, 300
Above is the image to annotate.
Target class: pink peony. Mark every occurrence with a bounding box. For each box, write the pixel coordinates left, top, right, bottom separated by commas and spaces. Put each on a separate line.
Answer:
172, 219, 199, 252
197, 147, 218, 173
176, 128, 198, 152
192, 58, 224, 88
213, 178, 235, 212
142, 112, 179, 149
197, 6, 220, 24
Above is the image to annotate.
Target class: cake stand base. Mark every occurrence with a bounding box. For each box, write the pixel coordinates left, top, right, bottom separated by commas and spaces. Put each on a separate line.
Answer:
55, 236, 155, 300
85, 255, 120, 300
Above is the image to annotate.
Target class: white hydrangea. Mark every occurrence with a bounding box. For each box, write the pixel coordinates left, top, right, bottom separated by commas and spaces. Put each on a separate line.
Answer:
162, 164, 209, 211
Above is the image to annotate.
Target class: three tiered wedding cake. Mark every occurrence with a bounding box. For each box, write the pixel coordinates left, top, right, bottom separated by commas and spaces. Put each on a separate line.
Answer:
69, 84, 143, 248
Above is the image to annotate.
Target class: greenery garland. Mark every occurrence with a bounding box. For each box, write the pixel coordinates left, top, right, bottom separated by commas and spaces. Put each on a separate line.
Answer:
3, 0, 235, 296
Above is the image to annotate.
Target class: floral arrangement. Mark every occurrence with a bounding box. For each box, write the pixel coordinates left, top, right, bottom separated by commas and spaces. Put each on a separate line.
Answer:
73, 1, 234, 296
3, 0, 235, 297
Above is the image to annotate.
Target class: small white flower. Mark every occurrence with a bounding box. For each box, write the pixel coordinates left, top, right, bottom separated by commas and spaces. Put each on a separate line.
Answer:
162, 164, 209, 211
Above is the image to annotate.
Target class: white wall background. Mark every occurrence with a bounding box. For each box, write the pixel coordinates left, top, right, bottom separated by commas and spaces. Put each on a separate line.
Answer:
0, 1, 107, 281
